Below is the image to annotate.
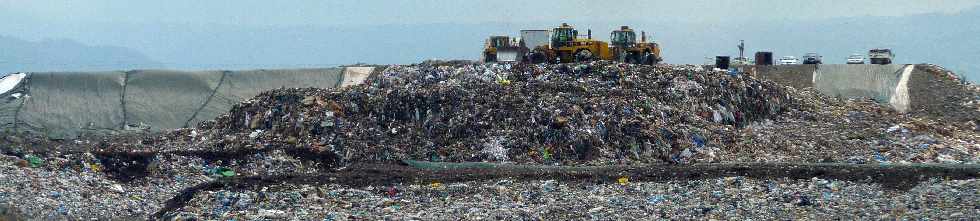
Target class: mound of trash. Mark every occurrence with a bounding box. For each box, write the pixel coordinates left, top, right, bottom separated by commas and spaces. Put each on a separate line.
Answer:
909, 64, 980, 130
196, 61, 801, 166
10, 61, 978, 168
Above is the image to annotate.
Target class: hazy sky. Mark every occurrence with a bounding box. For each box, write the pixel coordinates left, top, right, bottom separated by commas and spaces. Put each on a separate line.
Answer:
3, 0, 980, 26
1, 0, 979, 82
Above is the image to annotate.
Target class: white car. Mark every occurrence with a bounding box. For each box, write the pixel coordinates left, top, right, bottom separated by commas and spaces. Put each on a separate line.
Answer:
778, 56, 800, 65
846, 54, 865, 64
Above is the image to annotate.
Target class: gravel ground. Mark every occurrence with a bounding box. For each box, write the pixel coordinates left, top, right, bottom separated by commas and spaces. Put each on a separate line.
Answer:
0, 153, 208, 219
167, 177, 980, 220
2, 151, 978, 220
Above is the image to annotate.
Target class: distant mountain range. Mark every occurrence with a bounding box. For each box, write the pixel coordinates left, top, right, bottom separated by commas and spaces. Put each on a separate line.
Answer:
0, 7, 976, 82
0, 35, 162, 73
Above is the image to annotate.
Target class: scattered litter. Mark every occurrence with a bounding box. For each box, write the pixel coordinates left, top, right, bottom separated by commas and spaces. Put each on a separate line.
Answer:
646, 195, 665, 205
26, 155, 42, 168
430, 182, 443, 189
217, 168, 235, 177
617, 176, 629, 185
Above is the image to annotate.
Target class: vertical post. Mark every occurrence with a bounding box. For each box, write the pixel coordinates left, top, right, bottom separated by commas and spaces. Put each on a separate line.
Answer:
738, 40, 745, 59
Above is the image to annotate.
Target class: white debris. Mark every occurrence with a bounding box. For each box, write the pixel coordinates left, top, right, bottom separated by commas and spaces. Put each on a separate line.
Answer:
0, 73, 26, 94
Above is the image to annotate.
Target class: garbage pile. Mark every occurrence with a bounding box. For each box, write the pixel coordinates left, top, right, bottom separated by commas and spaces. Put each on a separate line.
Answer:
909, 64, 980, 131
728, 95, 980, 164
189, 61, 803, 165
91, 61, 978, 166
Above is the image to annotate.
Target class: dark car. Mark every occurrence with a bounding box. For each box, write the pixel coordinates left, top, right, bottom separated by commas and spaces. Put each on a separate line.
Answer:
802, 53, 822, 64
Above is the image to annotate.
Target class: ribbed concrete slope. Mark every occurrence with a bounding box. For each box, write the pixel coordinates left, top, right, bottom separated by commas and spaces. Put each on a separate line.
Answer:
755, 64, 914, 113
813, 64, 913, 112
0, 67, 375, 138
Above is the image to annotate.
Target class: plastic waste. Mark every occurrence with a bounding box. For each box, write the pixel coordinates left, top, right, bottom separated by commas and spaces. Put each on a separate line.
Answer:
26, 155, 43, 168
216, 168, 235, 177
617, 176, 629, 185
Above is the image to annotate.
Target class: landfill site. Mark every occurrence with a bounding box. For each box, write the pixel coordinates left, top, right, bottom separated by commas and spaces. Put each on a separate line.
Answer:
1, 24, 980, 220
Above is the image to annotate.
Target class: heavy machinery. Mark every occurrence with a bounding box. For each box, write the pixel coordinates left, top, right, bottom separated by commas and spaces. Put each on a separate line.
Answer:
868, 48, 894, 64
519, 30, 550, 53
490, 23, 663, 64
609, 26, 662, 64
482, 36, 527, 62
529, 23, 612, 63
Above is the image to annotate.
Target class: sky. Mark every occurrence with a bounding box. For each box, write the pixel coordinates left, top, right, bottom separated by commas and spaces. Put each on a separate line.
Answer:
0, 0, 979, 82
3, 0, 980, 26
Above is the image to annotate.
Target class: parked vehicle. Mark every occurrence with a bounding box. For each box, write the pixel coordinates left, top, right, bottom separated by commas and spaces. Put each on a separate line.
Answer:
846, 54, 865, 64
868, 48, 894, 64
802, 53, 822, 64
778, 56, 800, 65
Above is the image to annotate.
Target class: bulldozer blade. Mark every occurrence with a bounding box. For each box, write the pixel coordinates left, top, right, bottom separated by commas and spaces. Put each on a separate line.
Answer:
495, 48, 523, 62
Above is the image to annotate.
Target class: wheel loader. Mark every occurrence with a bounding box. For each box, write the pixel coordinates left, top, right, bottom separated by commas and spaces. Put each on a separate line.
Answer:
609, 26, 662, 65
528, 23, 612, 63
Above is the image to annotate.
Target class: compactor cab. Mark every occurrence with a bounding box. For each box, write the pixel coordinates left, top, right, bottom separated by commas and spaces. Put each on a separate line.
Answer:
551, 23, 577, 48
610, 27, 637, 47
609, 26, 662, 65
488, 36, 510, 48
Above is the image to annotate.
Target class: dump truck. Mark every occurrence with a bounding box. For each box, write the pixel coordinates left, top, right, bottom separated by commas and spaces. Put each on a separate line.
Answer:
868, 48, 893, 65
528, 23, 612, 63
482, 36, 526, 62
609, 26, 661, 64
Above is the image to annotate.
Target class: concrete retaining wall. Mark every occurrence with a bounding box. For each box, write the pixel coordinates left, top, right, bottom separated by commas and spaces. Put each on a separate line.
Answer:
754, 64, 914, 113
0, 67, 376, 138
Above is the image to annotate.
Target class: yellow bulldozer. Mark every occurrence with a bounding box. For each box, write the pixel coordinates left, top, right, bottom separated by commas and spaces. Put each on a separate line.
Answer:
526, 23, 662, 64
609, 26, 662, 65
527, 23, 612, 63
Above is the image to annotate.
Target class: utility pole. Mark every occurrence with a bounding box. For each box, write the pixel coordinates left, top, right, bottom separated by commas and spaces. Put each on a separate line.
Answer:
737, 40, 745, 59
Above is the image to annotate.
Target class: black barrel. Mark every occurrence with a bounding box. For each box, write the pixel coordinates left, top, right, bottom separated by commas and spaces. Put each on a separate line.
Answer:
755, 52, 773, 65
715, 56, 731, 69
